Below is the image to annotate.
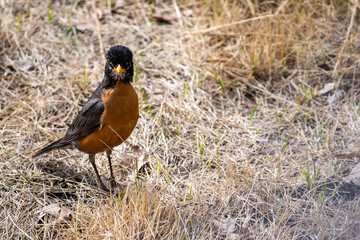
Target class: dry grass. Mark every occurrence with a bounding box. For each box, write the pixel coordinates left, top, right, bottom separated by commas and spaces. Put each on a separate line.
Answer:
1, 0, 360, 239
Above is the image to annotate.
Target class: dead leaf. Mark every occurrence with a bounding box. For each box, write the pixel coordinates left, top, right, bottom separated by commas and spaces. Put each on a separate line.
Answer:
213, 217, 237, 237
318, 63, 331, 70
328, 90, 343, 105
75, 23, 91, 32
15, 60, 35, 72
153, 88, 165, 94
121, 146, 149, 175
57, 207, 71, 224
38, 203, 71, 224
183, 9, 193, 17
122, 153, 132, 169
333, 152, 360, 160
138, 162, 151, 175
344, 163, 360, 186
152, 8, 174, 23
318, 82, 335, 95
112, 0, 132, 12
133, 145, 146, 163
133, 146, 149, 173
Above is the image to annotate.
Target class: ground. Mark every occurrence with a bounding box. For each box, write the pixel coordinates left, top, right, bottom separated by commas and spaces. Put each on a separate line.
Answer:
1, 0, 360, 239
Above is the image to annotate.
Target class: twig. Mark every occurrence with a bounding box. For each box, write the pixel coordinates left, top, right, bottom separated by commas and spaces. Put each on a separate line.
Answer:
92, 0, 105, 60
246, 0, 255, 16
191, 14, 273, 34
172, 0, 183, 27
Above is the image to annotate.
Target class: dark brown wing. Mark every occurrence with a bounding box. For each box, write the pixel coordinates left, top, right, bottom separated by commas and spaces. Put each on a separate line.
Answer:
63, 98, 105, 143
34, 81, 106, 157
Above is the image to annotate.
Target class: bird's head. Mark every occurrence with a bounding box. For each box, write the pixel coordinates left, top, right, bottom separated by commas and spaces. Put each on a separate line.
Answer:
105, 45, 134, 83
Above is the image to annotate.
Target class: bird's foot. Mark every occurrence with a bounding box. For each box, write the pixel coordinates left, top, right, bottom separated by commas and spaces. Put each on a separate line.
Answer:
96, 176, 122, 195
98, 181, 109, 192
107, 178, 122, 195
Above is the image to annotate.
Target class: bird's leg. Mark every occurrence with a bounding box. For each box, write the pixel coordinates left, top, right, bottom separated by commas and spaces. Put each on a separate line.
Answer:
106, 149, 119, 192
106, 149, 115, 180
89, 154, 107, 190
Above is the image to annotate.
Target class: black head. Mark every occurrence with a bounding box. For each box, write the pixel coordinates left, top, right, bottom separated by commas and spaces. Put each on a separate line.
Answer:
105, 45, 134, 83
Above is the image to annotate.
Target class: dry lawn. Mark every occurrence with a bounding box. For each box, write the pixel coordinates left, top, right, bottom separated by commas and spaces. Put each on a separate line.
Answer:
1, 0, 360, 239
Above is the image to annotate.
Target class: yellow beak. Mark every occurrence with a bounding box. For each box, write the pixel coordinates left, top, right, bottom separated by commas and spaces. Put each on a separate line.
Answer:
113, 65, 125, 74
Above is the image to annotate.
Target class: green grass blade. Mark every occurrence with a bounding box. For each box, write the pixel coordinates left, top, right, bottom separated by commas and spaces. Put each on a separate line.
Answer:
282, 131, 292, 153
249, 100, 261, 124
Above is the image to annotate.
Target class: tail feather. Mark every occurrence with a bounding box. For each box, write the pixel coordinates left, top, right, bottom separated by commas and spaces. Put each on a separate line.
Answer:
33, 138, 70, 157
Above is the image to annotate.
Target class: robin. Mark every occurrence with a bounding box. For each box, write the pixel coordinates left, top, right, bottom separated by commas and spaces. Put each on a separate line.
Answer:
34, 45, 139, 191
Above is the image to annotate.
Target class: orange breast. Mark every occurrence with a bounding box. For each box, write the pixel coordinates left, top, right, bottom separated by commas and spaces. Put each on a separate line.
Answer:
77, 82, 139, 154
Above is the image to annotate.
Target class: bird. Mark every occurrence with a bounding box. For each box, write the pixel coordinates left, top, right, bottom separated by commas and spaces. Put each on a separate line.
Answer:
34, 45, 139, 191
